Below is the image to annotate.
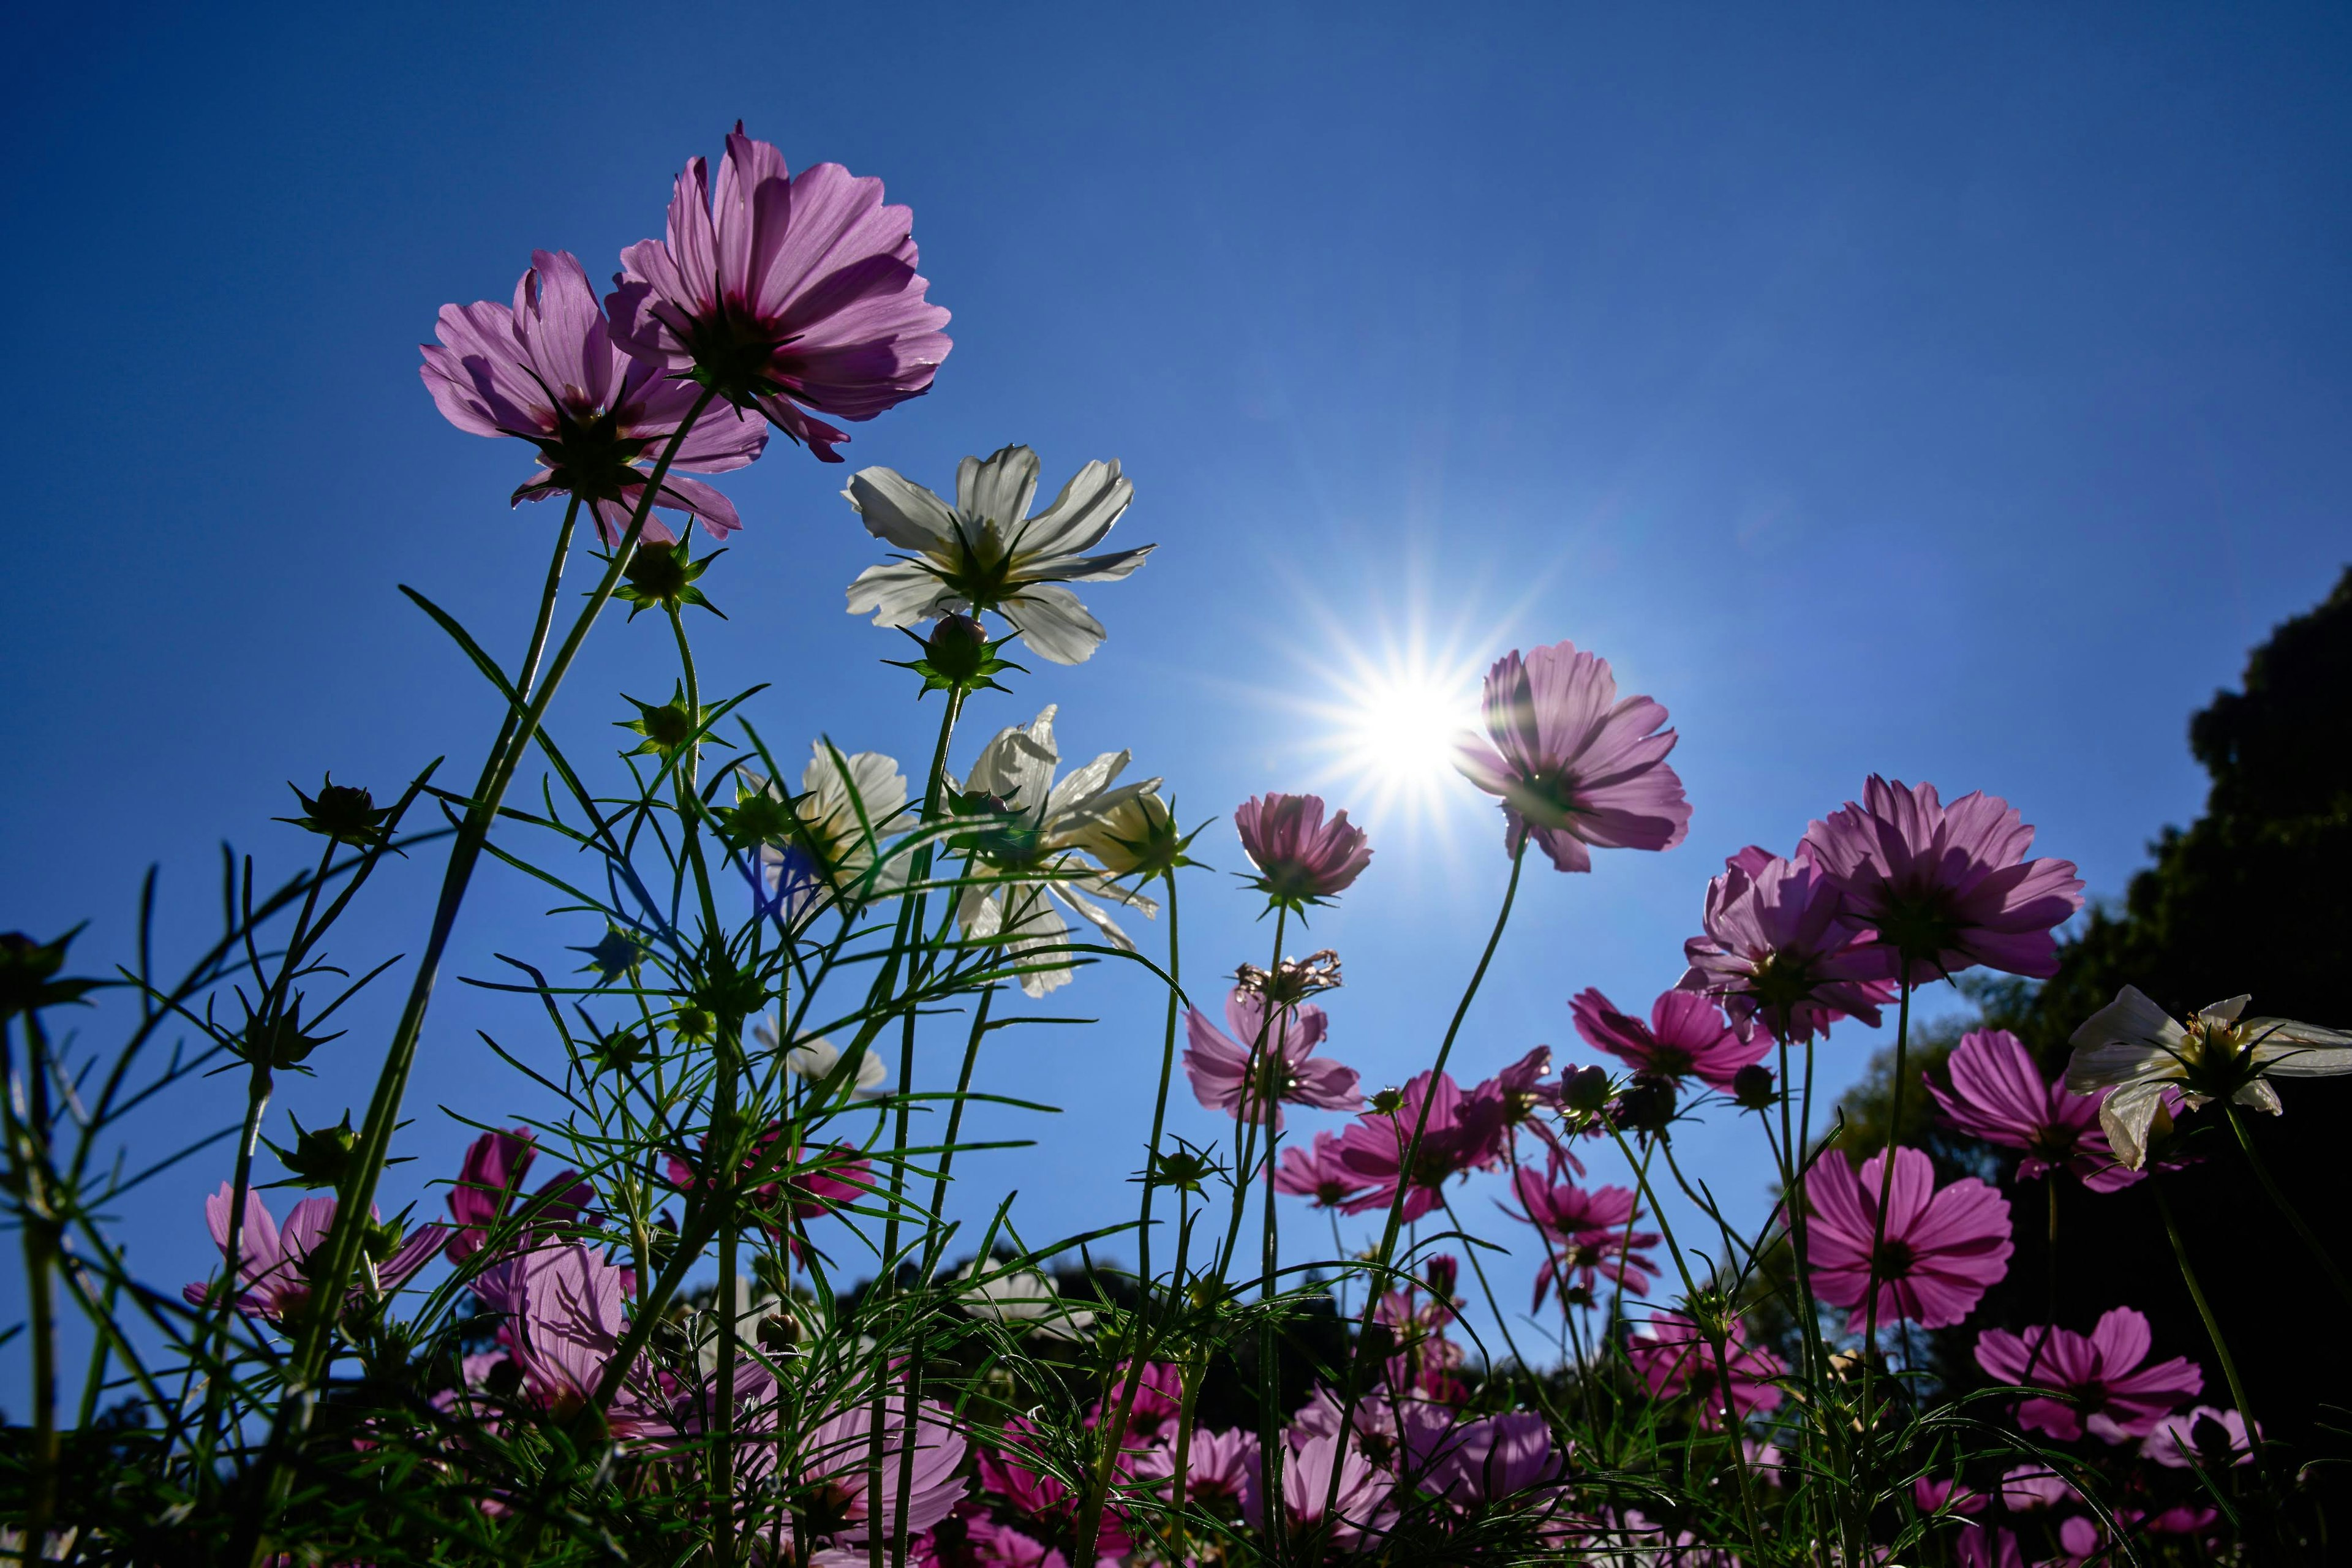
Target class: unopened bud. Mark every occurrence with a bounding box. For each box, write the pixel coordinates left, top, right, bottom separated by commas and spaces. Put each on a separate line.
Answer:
1616, 1075, 1678, 1134
1732, 1063, 1777, 1111
1564, 1065, 1614, 1114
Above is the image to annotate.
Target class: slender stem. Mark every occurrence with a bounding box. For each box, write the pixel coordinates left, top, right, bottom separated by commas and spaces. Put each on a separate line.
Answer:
1852, 979, 1913, 1557
2154, 1180, 2260, 1442
15, 1014, 59, 1551
2226, 1102, 2352, 1311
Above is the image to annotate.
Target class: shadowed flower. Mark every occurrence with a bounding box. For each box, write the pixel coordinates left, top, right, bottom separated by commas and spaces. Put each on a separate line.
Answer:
2142, 1404, 2257, 1469
183, 1185, 442, 1325
445, 1128, 592, 1262
1417, 1411, 1566, 1506
1085, 1360, 1184, 1441
745, 742, 912, 922
1131, 1423, 1258, 1505
953, 707, 1160, 997
1511, 1168, 1660, 1308
1627, 1310, 1787, 1428
421, 249, 767, 545
1973, 1306, 2202, 1440
1274, 1131, 1378, 1209
1452, 639, 1689, 873
1804, 1145, 2013, 1332
1998, 1465, 2076, 1512
1928, 1028, 2141, 1192
758, 1017, 888, 1098
782, 1385, 970, 1547
1234, 793, 1372, 907
609, 127, 950, 459
1678, 846, 1894, 1044
958, 1263, 1096, 1341
1184, 985, 1362, 1128
1801, 777, 2084, 984
845, 445, 1152, 665
663, 1130, 869, 1246
1335, 1069, 1507, 1223
2065, 986, 2352, 1169
1244, 1429, 1391, 1546
1571, 987, 1766, 1091
469, 1242, 658, 1433
977, 1416, 1132, 1555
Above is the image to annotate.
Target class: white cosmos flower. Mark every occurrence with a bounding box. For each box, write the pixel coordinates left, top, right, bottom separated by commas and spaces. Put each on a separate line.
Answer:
956, 1262, 1095, 1340
843, 443, 1152, 665
752, 1016, 887, 1098
2065, 984, 2352, 1169
954, 705, 1158, 998
748, 743, 911, 921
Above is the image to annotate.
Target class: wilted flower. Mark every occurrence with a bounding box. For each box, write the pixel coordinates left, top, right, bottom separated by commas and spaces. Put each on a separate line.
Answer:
1627, 1310, 1787, 1427
2142, 1404, 2257, 1469
1678, 845, 1894, 1044
953, 707, 1159, 997
1804, 1146, 2012, 1332
1184, 985, 1362, 1128
1801, 777, 2084, 984
1928, 1028, 2139, 1191
609, 127, 950, 459
183, 1185, 442, 1325
1452, 639, 1690, 873
2065, 986, 2352, 1169
1570, 986, 1766, 1091
958, 1264, 1096, 1341
445, 1128, 592, 1262
1973, 1306, 2203, 1440
1234, 793, 1372, 907
421, 249, 767, 543
1335, 1070, 1507, 1223
845, 444, 1150, 665
1512, 1168, 1660, 1308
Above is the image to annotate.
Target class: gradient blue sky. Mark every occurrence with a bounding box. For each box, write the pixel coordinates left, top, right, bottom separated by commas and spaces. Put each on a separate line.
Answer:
6, 2, 2350, 1381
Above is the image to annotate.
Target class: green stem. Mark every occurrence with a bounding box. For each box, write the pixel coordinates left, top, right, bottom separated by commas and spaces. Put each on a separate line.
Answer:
2226, 1101, 2352, 1312
1851, 980, 1912, 1559
17, 1016, 59, 1550
2154, 1180, 2261, 1447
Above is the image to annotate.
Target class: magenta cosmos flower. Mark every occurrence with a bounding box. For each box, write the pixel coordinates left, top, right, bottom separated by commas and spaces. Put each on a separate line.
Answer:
1926, 1029, 2139, 1193
1973, 1306, 2201, 1441
1627, 1310, 1787, 1428
445, 1127, 594, 1262
1801, 777, 2084, 984
1452, 639, 1690, 873
1334, 1069, 1507, 1222
183, 1185, 442, 1324
1512, 1168, 1660, 1308
1570, 986, 1766, 1091
1235, 793, 1371, 907
421, 249, 768, 544
1184, 985, 1362, 1128
470, 1241, 653, 1428
1678, 845, 1895, 1044
1243, 1429, 1392, 1547
1275, 1130, 1378, 1209
609, 127, 951, 461
763, 1380, 970, 1547
1804, 1145, 2012, 1332
2142, 1404, 2256, 1469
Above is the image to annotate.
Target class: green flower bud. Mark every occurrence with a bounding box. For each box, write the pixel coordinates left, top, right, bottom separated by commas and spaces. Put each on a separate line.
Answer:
278, 776, 393, 846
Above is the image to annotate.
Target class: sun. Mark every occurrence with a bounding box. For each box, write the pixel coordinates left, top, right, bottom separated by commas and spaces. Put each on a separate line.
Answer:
1302, 638, 1490, 829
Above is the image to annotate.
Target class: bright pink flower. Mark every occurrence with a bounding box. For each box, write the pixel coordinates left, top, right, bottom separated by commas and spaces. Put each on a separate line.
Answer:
183, 1185, 442, 1325
2142, 1404, 2256, 1468
1184, 986, 1360, 1128
1274, 1131, 1378, 1209
1626, 1311, 1786, 1427
445, 1128, 593, 1262
1132, 1423, 1259, 1506
1570, 987, 1765, 1091
1452, 639, 1690, 873
421, 249, 767, 543
1333, 1070, 1507, 1223
780, 1386, 970, 1547
1244, 1429, 1391, 1545
977, 1417, 1132, 1555
957, 1518, 1065, 1568
1973, 1306, 2201, 1441
469, 1242, 656, 1430
1512, 1168, 1659, 1308
610, 127, 951, 461
1678, 845, 1895, 1044
1804, 1146, 2012, 1332
1801, 778, 2084, 983
1085, 1360, 1183, 1441
1234, 794, 1372, 905
1927, 1030, 2141, 1193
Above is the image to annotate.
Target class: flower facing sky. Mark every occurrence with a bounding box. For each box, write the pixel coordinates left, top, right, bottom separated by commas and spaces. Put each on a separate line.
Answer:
845, 444, 1152, 664
1928, 1028, 2139, 1191
1570, 986, 1766, 1091
1973, 1306, 2203, 1441
1627, 1310, 1787, 1428
1234, 793, 1373, 907
1801, 777, 2084, 984
609, 127, 950, 459
1183, 984, 1362, 1128
1804, 1145, 2013, 1332
2065, 985, 2352, 1169
1451, 639, 1689, 873
952, 706, 1159, 996
1678, 845, 1894, 1044
421, 249, 768, 544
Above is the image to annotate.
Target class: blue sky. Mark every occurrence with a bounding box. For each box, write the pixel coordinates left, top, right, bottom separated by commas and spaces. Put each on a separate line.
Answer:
5, 1, 2350, 1385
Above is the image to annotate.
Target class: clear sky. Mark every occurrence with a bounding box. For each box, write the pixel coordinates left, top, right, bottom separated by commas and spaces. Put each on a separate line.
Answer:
6, 1, 2350, 1385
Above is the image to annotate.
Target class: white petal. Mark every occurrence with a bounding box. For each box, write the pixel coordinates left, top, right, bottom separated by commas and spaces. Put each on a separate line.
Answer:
845, 467, 959, 549
1001, 583, 1107, 666
846, 561, 955, 627
957, 445, 1041, 528
1044, 750, 1131, 821
2198, 995, 2252, 1027
2233, 1079, 2285, 1115
1015, 458, 1131, 560
2247, 1017, 2352, 1076
1052, 880, 1137, 952
2097, 1082, 2168, 1170
1021, 543, 1156, 585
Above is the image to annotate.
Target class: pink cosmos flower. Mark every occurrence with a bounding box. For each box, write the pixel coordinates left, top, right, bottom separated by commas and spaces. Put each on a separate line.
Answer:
1954, 1527, 2027, 1568
469, 1242, 656, 1430
776, 1384, 970, 1547
1927, 1030, 2141, 1193
1570, 987, 1766, 1091
664, 1128, 870, 1243
1678, 845, 1896, 1044
1333, 1069, 1507, 1222
445, 1127, 593, 1262
1183, 986, 1361, 1128
954, 1518, 1064, 1568
1086, 1360, 1183, 1442
421, 249, 768, 544
1414, 1411, 1565, 1506
977, 1416, 1132, 1556
1244, 1429, 1391, 1545
1234, 794, 1372, 905
1274, 1131, 1378, 1208
609, 127, 951, 461
1913, 1476, 1987, 1517
183, 1185, 443, 1325
1804, 1146, 2013, 1332
1801, 778, 2084, 983
1132, 1423, 1259, 1506
1452, 639, 1690, 873
1626, 1311, 1786, 1427
1975, 1308, 2201, 1441
1512, 1168, 1660, 1308
1998, 1464, 2075, 1512
2141, 1404, 2256, 1469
